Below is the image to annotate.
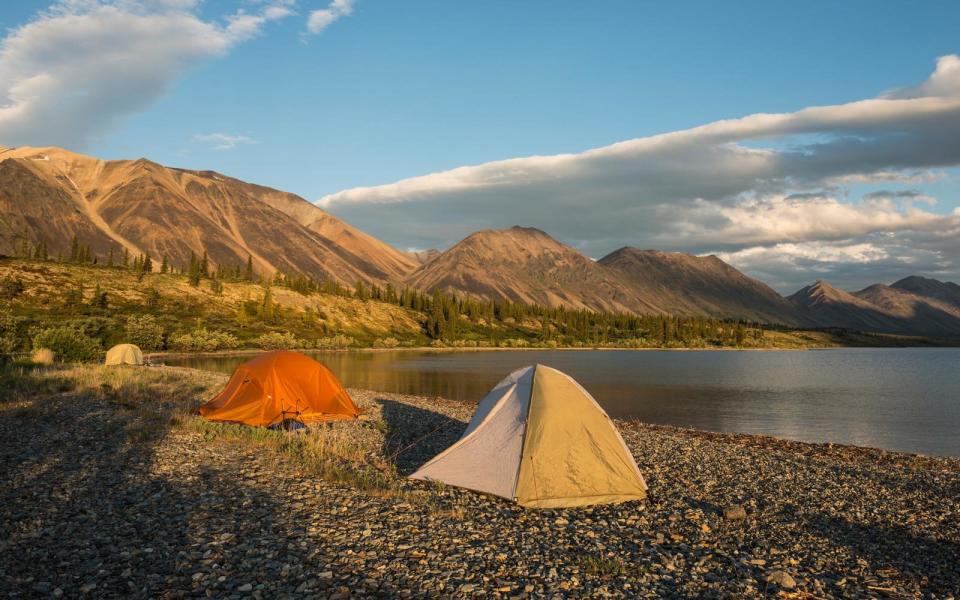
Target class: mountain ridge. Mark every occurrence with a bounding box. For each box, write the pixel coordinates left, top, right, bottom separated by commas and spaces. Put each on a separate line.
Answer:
2, 146, 958, 338
0, 146, 413, 285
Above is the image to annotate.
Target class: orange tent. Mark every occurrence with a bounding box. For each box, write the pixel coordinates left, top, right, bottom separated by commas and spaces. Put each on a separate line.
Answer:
199, 350, 361, 427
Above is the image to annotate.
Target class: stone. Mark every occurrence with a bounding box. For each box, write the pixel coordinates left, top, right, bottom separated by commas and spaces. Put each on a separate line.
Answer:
766, 570, 796, 590
723, 505, 747, 520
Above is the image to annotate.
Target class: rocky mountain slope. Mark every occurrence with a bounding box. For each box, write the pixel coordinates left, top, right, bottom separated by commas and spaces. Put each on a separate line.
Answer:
890, 276, 960, 308
788, 280, 960, 336
404, 226, 651, 313
405, 227, 805, 324
599, 247, 801, 324
0, 146, 413, 284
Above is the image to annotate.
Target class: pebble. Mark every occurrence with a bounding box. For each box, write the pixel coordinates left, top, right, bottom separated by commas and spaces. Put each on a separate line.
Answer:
723, 505, 748, 520
1, 368, 958, 599
766, 570, 797, 589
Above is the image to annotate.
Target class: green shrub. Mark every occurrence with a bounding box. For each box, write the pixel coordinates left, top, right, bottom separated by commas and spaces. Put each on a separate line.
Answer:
314, 334, 355, 349
125, 315, 165, 351
169, 328, 241, 352
255, 331, 302, 350
31, 327, 102, 363
0, 276, 25, 300
0, 309, 25, 361
372, 336, 400, 348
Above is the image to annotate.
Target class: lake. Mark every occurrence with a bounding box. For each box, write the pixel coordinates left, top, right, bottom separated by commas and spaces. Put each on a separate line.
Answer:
165, 348, 960, 457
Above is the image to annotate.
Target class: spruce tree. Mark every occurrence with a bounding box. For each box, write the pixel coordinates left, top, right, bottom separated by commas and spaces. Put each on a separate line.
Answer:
244, 255, 254, 281
187, 251, 201, 286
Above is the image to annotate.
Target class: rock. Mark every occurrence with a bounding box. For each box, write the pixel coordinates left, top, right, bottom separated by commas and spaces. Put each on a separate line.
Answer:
766, 570, 796, 589
237, 583, 253, 592
723, 505, 747, 520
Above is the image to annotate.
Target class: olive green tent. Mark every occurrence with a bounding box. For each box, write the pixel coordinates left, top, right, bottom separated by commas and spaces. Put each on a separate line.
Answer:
410, 364, 647, 508
105, 344, 144, 366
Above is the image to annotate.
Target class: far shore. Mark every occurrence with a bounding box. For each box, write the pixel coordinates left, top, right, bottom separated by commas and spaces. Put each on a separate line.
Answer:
147, 342, 957, 362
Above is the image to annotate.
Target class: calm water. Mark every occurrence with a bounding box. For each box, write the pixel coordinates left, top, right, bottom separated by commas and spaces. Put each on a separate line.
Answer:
166, 348, 960, 457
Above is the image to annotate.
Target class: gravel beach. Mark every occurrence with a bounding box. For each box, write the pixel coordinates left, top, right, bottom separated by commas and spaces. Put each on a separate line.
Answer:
1, 365, 958, 599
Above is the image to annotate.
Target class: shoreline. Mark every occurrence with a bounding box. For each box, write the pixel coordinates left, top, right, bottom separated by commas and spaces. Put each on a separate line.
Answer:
147, 343, 957, 362
2, 364, 958, 598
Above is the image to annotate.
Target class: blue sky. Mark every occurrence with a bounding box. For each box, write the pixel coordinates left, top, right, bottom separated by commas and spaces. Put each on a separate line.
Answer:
1, 1, 959, 290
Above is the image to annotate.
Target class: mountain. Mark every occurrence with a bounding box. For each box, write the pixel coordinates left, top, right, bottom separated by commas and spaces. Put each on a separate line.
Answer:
409, 249, 441, 265
405, 227, 803, 323
789, 281, 908, 332
598, 247, 801, 324
404, 226, 653, 313
789, 280, 960, 336
890, 276, 960, 309
0, 146, 413, 284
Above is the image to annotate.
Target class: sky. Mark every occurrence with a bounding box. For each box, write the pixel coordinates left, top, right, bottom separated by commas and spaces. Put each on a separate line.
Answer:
0, 1, 959, 292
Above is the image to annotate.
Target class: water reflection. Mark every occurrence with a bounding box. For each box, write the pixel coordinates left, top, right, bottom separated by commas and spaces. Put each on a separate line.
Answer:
165, 348, 960, 457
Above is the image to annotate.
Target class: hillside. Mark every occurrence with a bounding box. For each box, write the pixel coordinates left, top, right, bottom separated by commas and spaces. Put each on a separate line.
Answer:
853, 283, 960, 336
788, 280, 960, 337
598, 247, 801, 325
890, 276, 960, 308
0, 146, 413, 285
0, 259, 423, 348
405, 227, 652, 313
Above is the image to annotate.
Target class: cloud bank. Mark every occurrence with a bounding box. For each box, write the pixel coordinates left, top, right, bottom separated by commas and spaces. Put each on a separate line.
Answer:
0, 0, 293, 149
318, 55, 960, 292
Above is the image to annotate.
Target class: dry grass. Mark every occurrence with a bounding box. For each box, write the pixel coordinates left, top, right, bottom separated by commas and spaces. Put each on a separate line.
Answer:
0, 259, 423, 338
179, 416, 400, 493
0, 363, 447, 502
30, 348, 55, 365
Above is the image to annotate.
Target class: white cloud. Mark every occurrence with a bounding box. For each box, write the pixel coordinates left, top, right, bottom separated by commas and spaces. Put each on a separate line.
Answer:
307, 0, 354, 35
192, 132, 256, 150
0, 0, 292, 149
317, 55, 960, 291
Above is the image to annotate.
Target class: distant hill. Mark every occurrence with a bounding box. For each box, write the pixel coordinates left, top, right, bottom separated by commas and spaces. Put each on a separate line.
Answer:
789, 280, 960, 337
404, 226, 648, 313
406, 227, 804, 324
598, 247, 801, 324
890, 276, 960, 309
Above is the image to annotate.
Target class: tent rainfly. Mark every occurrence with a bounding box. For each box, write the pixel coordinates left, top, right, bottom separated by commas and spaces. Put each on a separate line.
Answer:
105, 344, 144, 366
199, 350, 361, 427
410, 364, 647, 508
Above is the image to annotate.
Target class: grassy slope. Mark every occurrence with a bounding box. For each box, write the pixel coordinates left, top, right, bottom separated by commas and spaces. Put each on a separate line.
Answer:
0, 258, 424, 346
1, 258, 950, 350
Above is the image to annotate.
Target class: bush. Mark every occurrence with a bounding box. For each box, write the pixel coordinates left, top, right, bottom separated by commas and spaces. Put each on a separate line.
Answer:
314, 334, 355, 349
255, 331, 302, 350
168, 328, 241, 352
0, 277, 25, 300
372, 337, 400, 348
30, 348, 55, 365
31, 327, 102, 363
0, 309, 25, 361
125, 315, 165, 351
